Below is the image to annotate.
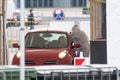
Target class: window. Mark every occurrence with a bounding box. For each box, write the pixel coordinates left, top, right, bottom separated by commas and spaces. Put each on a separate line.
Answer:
78, 0, 82, 6
49, 0, 53, 7
44, 0, 53, 7
71, 0, 86, 7
33, 0, 38, 8
17, 0, 20, 8
25, 32, 68, 48
72, 0, 77, 6
25, 0, 31, 8
38, 0, 42, 7
24, 0, 53, 8
44, 0, 48, 7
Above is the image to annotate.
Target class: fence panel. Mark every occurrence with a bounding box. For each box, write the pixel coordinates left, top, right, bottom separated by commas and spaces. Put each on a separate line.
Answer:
0, 65, 119, 80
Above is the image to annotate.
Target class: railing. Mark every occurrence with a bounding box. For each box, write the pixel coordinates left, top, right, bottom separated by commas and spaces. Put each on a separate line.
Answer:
6, 20, 42, 27
0, 65, 119, 80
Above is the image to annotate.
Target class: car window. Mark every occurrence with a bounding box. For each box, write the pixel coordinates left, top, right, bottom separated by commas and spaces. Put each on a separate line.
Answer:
25, 32, 68, 48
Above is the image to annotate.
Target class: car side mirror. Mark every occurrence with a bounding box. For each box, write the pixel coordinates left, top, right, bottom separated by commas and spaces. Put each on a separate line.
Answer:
12, 43, 19, 48
72, 42, 80, 48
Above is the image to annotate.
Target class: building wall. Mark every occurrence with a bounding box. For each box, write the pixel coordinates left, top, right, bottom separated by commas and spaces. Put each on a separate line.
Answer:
107, 0, 120, 68
59, 0, 71, 8
16, 0, 88, 8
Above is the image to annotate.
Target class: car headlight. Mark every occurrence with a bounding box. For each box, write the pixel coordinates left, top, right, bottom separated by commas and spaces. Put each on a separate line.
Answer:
16, 50, 21, 58
58, 50, 68, 59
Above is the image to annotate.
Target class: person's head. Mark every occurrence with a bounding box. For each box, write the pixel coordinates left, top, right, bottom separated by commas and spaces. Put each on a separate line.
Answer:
30, 9, 33, 13
72, 25, 80, 32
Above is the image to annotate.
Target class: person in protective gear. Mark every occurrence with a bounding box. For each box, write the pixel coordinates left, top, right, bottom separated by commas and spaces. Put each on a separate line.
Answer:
70, 24, 90, 57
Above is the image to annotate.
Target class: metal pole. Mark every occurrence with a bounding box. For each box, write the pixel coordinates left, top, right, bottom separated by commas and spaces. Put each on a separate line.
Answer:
0, 0, 3, 65
3, 0, 8, 65
20, 0, 25, 80
0, 14, 3, 65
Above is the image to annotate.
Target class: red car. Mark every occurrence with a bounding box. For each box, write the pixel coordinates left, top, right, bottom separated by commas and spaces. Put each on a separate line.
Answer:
12, 30, 80, 66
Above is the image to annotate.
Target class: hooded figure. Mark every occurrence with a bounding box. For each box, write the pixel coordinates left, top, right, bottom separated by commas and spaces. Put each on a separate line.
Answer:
70, 25, 90, 57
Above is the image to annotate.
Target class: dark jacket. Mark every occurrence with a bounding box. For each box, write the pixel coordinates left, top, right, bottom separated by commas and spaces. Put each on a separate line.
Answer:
28, 13, 34, 25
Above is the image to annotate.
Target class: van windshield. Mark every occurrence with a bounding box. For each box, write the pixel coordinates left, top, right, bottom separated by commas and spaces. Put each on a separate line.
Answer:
25, 32, 68, 48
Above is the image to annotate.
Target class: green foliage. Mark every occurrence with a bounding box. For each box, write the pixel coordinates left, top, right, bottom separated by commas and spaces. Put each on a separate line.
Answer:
82, 6, 89, 10
82, 6, 90, 15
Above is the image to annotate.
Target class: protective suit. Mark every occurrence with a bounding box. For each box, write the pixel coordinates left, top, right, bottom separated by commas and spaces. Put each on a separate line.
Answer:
70, 25, 90, 57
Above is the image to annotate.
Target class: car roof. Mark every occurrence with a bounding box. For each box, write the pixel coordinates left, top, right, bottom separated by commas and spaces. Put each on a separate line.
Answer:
26, 28, 69, 33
